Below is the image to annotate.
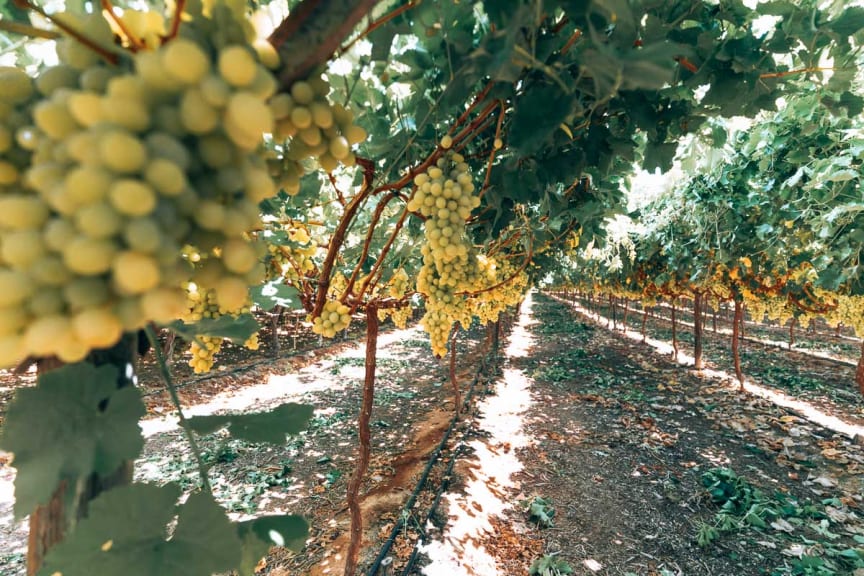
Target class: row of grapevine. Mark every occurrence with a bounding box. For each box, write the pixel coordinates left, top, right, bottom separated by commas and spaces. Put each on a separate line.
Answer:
549, 88, 864, 393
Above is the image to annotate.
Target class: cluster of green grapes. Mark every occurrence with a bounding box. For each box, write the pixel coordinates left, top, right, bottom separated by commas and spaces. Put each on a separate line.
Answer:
469, 257, 529, 325
267, 76, 367, 192
184, 284, 258, 373
744, 295, 795, 327
377, 268, 412, 328
265, 223, 318, 284
0, 6, 280, 366
821, 293, 864, 337
311, 300, 352, 338
408, 152, 481, 356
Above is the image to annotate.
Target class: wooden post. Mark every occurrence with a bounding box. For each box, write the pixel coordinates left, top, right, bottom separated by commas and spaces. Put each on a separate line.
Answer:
671, 298, 679, 360
344, 305, 378, 576
641, 307, 648, 342
622, 299, 629, 331
450, 327, 460, 417
733, 300, 745, 390
693, 292, 704, 370
856, 339, 864, 396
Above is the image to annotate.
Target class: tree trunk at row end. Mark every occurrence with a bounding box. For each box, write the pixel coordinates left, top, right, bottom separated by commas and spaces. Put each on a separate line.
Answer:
609, 295, 616, 330
732, 299, 745, 390
344, 306, 378, 576
789, 317, 795, 349
622, 299, 629, 332
693, 292, 704, 370
671, 298, 679, 360
641, 308, 648, 342
450, 327, 460, 418
856, 339, 864, 396
29, 335, 139, 576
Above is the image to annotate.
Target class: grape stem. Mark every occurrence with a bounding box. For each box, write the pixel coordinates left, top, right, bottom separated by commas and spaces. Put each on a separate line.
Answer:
342, 191, 407, 306
101, 0, 145, 50
144, 326, 212, 493
13, 0, 121, 64
337, 0, 420, 56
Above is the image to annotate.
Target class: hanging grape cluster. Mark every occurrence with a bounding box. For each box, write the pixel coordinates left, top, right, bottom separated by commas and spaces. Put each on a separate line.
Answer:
407, 152, 481, 356
267, 76, 367, 193
311, 300, 352, 338
183, 284, 258, 373
0, 5, 279, 366
377, 268, 412, 328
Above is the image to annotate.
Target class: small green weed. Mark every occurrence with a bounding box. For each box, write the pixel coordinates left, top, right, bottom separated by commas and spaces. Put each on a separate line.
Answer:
526, 496, 556, 528
529, 554, 572, 575
698, 468, 864, 575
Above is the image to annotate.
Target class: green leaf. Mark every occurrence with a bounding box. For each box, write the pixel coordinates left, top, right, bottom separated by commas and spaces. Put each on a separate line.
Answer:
40, 484, 242, 576
250, 281, 302, 311
0, 363, 145, 518
186, 402, 314, 444
168, 313, 259, 344
236, 515, 308, 576
509, 85, 576, 157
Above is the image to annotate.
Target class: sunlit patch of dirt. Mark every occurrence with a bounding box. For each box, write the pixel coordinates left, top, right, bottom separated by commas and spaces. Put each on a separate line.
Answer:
557, 294, 864, 437
419, 293, 537, 576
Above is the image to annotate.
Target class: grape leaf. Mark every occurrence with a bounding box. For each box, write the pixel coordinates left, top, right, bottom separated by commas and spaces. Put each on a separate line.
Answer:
167, 313, 259, 344
186, 402, 314, 444
236, 515, 308, 576
0, 362, 145, 518
250, 281, 302, 311
39, 485, 242, 576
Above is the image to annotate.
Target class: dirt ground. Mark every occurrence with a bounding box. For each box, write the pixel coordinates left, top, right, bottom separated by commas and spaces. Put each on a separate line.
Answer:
2, 294, 864, 576
475, 293, 864, 576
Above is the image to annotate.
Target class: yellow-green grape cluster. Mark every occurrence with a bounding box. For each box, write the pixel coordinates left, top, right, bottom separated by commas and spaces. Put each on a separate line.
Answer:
408, 152, 482, 356
823, 294, 864, 337
265, 224, 318, 285
470, 257, 528, 325
311, 299, 352, 338
377, 268, 412, 328
184, 288, 224, 372
183, 285, 259, 373
268, 75, 367, 190
0, 7, 278, 367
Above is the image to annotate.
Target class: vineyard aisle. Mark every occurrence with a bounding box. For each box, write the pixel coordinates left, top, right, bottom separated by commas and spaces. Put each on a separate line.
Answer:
441, 293, 864, 575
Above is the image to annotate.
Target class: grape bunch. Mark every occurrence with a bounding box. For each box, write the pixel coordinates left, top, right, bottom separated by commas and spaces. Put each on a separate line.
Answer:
267, 76, 367, 192
407, 152, 481, 356
265, 222, 318, 284
377, 268, 412, 328
183, 285, 258, 373
0, 5, 278, 367
311, 299, 352, 338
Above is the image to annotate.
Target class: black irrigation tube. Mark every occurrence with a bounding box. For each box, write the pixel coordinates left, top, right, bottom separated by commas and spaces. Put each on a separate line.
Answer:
399, 436, 463, 576
365, 340, 500, 576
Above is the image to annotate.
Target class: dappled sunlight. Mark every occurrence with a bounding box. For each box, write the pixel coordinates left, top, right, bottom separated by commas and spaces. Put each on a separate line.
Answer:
141, 326, 427, 437
564, 298, 864, 439
420, 293, 536, 575
700, 448, 732, 467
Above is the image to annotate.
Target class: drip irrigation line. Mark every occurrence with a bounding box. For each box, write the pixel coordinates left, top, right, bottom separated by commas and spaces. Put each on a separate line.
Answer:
366, 340, 500, 576
399, 435, 463, 576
